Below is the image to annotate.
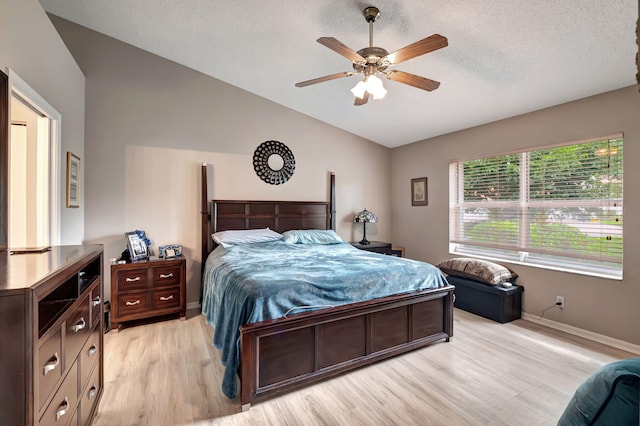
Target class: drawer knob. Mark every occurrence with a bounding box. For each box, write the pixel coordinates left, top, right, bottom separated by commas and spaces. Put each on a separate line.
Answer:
92, 296, 101, 307
71, 317, 86, 332
125, 299, 141, 306
55, 397, 69, 421
125, 276, 141, 282
159, 295, 174, 301
160, 273, 174, 279
43, 352, 59, 376
87, 344, 98, 357
88, 385, 97, 399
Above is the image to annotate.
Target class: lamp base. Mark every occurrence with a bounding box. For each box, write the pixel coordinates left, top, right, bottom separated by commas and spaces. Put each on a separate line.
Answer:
359, 238, 371, 245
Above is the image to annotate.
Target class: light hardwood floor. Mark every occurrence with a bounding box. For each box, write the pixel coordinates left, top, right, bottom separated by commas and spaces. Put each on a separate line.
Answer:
94, 309, 636, 426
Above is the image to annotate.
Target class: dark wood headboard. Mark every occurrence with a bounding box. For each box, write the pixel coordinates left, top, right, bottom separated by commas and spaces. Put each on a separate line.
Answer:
200, 163, 336, 281
212, 200, 330, 234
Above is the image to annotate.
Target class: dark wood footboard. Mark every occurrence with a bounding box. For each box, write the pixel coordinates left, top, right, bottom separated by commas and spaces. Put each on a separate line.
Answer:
239, 285, 454, 409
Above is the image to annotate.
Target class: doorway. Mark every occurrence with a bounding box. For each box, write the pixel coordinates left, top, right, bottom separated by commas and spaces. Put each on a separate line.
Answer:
10, 97, 51, 248
8, 70, 61, 248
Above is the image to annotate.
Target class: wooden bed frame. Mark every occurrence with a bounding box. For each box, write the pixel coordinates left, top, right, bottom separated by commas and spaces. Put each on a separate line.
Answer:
200, 164, 454, 410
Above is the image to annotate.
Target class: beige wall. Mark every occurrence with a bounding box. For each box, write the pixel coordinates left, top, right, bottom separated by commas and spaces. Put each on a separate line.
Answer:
49, 16, 391, 304
0, 0, 85, 244
391, 86, 640, 345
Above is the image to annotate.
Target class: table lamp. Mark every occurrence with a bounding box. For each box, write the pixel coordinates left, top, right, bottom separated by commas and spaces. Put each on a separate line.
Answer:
353, 208, 378, 245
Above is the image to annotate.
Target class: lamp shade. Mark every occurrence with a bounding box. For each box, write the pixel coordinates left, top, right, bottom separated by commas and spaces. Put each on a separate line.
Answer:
353, 209, 378, 223
365, 75, 387, 99
350, 80, 367, 99
351, 75, 387, 100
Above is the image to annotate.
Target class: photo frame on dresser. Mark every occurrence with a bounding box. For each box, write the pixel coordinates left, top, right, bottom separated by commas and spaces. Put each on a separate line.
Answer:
125, 231, 148, 261
159, 244, 182, 259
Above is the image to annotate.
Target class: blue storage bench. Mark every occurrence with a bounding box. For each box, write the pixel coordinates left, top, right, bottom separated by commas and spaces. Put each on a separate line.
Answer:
446, 275, 523, 323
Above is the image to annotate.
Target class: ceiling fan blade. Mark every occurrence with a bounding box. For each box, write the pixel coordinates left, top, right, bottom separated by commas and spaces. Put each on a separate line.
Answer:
383, 34, 448, 65
317, 37, 366, 63
354, 92, 369, 106
385, 70, 441, 91
295, 72, 354, 87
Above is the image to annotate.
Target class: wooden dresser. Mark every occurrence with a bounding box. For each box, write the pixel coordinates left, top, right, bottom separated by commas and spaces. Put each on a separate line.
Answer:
110, 256, 186, 330
0, 245, 104, 426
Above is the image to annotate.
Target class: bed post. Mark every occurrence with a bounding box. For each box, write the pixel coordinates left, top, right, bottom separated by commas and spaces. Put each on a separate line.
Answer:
330, 172, 336, 231
200, 162, 210, 303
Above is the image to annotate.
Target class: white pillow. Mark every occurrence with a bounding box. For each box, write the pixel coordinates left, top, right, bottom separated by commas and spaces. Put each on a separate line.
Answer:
212, 228, 282, 248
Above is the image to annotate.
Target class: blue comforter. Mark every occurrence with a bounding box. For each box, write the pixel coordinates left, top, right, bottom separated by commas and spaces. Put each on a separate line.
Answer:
201, 241, 448, 399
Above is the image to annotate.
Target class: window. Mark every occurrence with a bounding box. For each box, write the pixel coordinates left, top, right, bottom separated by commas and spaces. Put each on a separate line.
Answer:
449, 135, 623, 279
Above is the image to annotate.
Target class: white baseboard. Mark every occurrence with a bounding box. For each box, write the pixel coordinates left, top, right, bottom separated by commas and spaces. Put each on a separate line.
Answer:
186, 302, 201, 311
522, 312, 640, 355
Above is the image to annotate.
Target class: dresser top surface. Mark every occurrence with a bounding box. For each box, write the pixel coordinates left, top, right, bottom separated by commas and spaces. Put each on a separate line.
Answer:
0, 245, 103, 293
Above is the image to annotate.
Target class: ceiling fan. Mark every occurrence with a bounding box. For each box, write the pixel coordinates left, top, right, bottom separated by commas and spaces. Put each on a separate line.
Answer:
295, 6, 448, 106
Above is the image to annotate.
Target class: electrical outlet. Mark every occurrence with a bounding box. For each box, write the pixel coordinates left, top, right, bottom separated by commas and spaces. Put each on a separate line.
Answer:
556, 296, 565, 309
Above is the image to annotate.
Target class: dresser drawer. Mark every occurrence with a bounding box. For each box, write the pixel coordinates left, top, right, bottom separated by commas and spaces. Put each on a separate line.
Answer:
152, 287, 181, 310
79, 324, 101, 390
152, 265, 181, 287
117, 291, 149, 315
65, 294, 91, 366
116, 268, 148, 291
38, 326, 62, 410
79, 361, 101, 426
39, 360, 78, 426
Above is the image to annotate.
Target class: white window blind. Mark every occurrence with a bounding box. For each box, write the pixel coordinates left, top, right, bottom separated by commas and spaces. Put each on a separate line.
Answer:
449, 135, 623, 279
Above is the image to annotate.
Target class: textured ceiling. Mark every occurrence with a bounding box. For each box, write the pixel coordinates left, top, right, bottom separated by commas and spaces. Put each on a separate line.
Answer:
39, 0, 638, 148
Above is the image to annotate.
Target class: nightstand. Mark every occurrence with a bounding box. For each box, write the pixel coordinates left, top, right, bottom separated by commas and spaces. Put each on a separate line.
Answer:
350, 241, 393, 255
110, 256, 186, 330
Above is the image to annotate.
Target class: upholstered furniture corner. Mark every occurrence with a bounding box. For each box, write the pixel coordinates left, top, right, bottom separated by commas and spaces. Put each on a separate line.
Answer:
558, 357, 640, 425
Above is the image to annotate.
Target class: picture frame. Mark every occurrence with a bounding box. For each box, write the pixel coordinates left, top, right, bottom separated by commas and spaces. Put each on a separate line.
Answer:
159, 244, 182, 259
411, 177, 428, 206
125, 231, 148, 261
66, 152, 80, 208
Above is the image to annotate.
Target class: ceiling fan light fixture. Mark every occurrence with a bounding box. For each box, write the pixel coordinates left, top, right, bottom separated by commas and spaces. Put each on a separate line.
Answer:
350, 80, 367, 99
365, 75, 387, 99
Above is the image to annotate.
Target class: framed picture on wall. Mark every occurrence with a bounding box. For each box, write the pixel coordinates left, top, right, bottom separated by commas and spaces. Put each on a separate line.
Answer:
411, 177, 428, 206
66, 152, 80, 208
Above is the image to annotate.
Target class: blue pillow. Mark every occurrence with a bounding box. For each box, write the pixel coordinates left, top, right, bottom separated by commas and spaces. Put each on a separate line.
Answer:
282, 230, 344, 245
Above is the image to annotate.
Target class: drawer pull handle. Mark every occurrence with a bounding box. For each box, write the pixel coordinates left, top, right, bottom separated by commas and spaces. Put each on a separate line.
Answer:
55, 397, 69, 421
125, 299, 141, 306
72, 317, 86, 332
43, 352, 59, 376
159, 295, 174, 301
92, 296, 101, 307
88, 385, 97, 399
125, 276, 141, 282
160, 273, 174, 279
87, 344, 98, 357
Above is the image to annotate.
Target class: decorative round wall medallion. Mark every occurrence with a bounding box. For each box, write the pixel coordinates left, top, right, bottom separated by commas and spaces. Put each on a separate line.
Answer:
253, 140, 295, 185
